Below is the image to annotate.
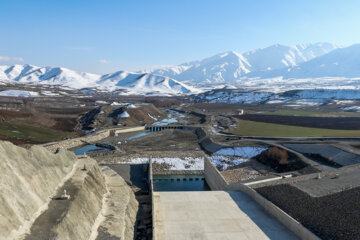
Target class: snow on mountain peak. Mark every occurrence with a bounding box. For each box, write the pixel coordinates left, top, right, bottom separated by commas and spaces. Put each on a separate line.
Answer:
147, 42, 338, 83
0, 42, 351, 95
98, 71, 199, 95
0, 65, 198, 96
260, 43, 360, 79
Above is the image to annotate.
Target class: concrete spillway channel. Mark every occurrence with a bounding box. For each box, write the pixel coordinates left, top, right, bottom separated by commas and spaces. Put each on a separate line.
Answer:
153, 191, 300, 240
151, 157, 320, 240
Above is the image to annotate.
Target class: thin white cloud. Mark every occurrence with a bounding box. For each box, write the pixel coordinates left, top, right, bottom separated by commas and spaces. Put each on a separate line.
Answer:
0, 56, 23, 62
99, 59, 111, 64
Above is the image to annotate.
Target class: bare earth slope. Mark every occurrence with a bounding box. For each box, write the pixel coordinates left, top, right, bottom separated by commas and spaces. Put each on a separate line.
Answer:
0, 141, 76, 239
0, 141, 138, 240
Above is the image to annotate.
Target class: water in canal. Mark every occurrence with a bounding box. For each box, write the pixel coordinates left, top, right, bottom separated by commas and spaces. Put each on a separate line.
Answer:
153, 174, 210, 191
72, 144, 111, 155
127, 132, 153, 140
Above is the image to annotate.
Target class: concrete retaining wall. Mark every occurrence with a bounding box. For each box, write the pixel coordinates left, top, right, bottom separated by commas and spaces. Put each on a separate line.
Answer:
204, 157, 320, 240
44, 130, 111, 152
199, 137, 223, 153
44, 126, 145, 152
195, 127, 207, 140
195, 127, 228, 154
204, 157, 228, 190
149, 159, 155, 240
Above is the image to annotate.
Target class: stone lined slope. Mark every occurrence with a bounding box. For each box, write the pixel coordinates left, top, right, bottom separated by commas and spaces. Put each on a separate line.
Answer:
0, 141, 77, 240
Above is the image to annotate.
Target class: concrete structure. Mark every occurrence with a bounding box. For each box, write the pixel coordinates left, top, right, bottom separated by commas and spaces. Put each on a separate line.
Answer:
43, 126, 145, 152
146, 125, 187, 132
203, 157, 321, 240
154, 191, 298, 240
284, 143, 360, 166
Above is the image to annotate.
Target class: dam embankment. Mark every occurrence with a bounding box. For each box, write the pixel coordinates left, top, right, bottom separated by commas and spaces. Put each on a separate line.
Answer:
0, 141, 138, 240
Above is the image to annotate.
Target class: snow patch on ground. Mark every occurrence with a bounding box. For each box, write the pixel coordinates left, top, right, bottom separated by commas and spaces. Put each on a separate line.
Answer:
195, 91, 274, 104
342, 106, 360, 112
153, 157, 204, 170
0, 90, 39, 97
41, 90, 59, 96
267, 99, 285, 104
118, 111, 130, 118
125, 103, 137, 109
95, 100, 108, 104
123, 158, 149, 164
148, 113, 157, 120
210, 155, 249, 171
215, 146, 267, 158
293, 100, 323, 106
110, 101, 121, 106
153, 118, 178, 126
335, 100, 355, 105
195, 88, 360, 105
118, 157, 204, 170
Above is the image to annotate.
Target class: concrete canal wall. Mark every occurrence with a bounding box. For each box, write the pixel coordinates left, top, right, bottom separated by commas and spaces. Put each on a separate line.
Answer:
43, 126, 145, 152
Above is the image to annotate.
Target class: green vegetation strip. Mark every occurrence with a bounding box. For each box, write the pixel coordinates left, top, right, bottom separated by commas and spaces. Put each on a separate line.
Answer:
232, 120, 360, 137
0, 121, 69, 143
259, 110, 360, 117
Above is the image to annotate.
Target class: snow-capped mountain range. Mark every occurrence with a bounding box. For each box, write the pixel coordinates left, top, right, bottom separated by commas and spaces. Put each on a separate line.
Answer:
145, 42, 338, 83
2, 42, 360, 96
0, 65, 197, 96
250, 44, 360, 79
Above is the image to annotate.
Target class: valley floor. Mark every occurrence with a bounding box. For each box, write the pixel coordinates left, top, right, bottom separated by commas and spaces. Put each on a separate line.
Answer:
232, 119, 360, 137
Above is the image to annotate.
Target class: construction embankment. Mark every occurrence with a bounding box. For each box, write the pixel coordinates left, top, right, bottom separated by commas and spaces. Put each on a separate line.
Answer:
0, 141, 138, 240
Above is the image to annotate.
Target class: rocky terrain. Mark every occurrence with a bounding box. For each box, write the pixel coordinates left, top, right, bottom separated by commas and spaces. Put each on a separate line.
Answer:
257, 184, 360, 240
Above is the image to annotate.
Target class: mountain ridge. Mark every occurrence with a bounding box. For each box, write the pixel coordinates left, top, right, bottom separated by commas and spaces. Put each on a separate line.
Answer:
0, 64, 197, 96
254, 43, 360, 79
3, 42, 360, 96
144, 42, 338, 83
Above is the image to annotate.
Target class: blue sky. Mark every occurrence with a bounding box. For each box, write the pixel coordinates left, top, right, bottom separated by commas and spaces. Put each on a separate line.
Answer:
0, 0, 359, 73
